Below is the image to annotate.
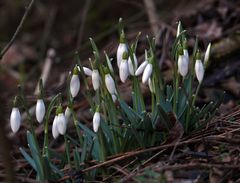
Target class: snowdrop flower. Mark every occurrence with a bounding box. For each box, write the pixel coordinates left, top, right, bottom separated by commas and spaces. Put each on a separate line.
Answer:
128, 54, 138, 76
178, 54, 188, 77
142, 60, 153, 84
195, 59, 204, 83
56, 106, 67, 135
117, 31, 128, 68
119, 52, 129, 83
70, 66, 80, 98
83, 67, 93, 76
52, 116, 59, 139
36, 99, 45, 123
65, 106, 71, 124
183, 49, 189, 63
135, 61, 148, 76
92, 69, 101, 90
204, 43, 211, 65
148, 78, 155, 93
105, 73, 116, 94
93, 107, 100, 133
10, 107, 21, 133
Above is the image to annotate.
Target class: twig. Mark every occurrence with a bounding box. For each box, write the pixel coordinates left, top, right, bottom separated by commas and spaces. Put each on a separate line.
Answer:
143, 0, 160, 43
0, 0, 35, 60
76, 0, 92, 50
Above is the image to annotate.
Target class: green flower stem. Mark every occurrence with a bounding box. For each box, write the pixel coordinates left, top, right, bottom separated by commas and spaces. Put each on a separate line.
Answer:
98, 129, 106, 162
71, 108, 83, 145
64, 135, 71, 167
173, 72, 180, 113
192, 83, 201, 107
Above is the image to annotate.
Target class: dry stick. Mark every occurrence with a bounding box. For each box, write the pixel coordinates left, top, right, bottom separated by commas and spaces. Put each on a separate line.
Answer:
76, 0, 92, 50
0, 0, 35, 60
81, 138, 201, 173
143, 0, 160, 43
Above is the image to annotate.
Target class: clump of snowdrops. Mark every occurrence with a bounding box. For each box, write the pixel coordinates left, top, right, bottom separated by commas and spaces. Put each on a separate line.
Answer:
10, 19, 222, 181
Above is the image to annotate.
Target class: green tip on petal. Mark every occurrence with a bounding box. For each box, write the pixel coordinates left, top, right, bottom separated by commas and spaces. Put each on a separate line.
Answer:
96, 105, 100, 112
73, 66, 79, 75
178, 44, 184, 56
120, 31, 126, 43
122, 51, 128, 60
196, 50, 201, 60
56, 105, 63, 115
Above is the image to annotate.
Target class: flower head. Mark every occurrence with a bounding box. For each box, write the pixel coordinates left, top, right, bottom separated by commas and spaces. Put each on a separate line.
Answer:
204, 43, 211, 65
92, 69, 101, 90
10, 107, 21, 133
119, 52, 129, 83
105, 73, 116, 94
93, 107, 100, 133
178, 54, 188, 77
117, 32, 128, 68
142, 62, 153, 84
128, 54, 138, 76
52, 116, 59, 139
195, 59, 204, 83
70, 66, 80, 98
65, 106, 71, 124
56, 106, 67, 135
36, 99, 45, 123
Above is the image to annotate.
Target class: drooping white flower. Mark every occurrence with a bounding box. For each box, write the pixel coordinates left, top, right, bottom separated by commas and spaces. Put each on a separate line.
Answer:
92, 69, 100, 90
148, 78, 155, 93
70, 69, 80, 98
57, 113, 67, 135
178, 54, 188, 77
135, 61, 148, 76
10, 107, 21, 133
52, 116, 59, 139
142, 63, 153, 84
36, 99, 45, 123
128, 54, 138, 76
204, 43, 211, 65
195, 59, 204, 83
117, 43, 128, 68
93, 111, 100, 133
119, 59, 129, 83
83, 67, 93, 76
65, 106, 71, 124
105, 74, 116, 94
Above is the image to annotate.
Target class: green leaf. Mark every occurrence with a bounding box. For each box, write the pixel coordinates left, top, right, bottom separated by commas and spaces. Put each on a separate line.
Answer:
19, 147, 37, 171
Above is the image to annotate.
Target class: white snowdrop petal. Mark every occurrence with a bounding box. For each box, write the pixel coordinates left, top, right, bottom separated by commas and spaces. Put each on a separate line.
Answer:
92, 70, 100, 90
93, 112, 100, 133
36, 99, 45, 123
128, 54, 138, 76
111, 94, 117, 102
117, 43, 128, 68
83, 67, 93, 76
105, 74, 116, 94
65, 107, 71, 124
183, 49, 189, 62
52, 116, 59, 139
195, 59, 204, 83
119, 60, 129, 83
204, 43, 211, 64
135, 61, 148, 76
178, 55, 189, 77
148, 78, 155, 93
57, 113, 67, 135
142, 63, 153, 84
70, 75, 80, 98
10, 107, 21, 133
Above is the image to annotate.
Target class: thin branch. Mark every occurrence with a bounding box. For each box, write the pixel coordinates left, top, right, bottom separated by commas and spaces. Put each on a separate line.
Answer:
0, 0, 35, 60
